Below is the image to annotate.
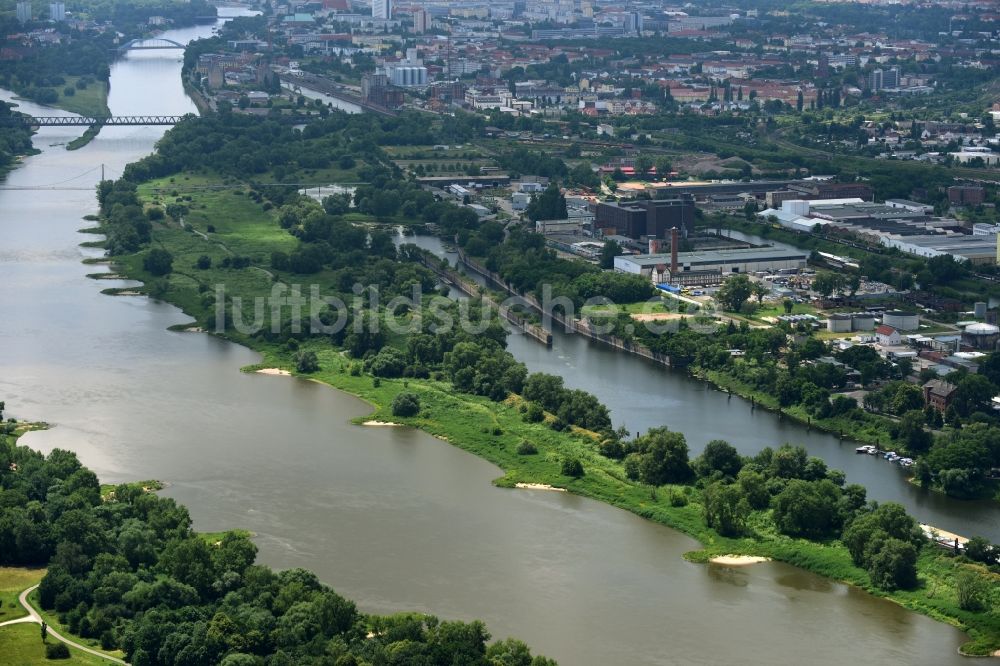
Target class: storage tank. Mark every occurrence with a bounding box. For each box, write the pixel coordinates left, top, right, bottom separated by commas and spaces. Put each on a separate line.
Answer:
961, 322, 1000, 350
974, 301, 987, 318
882, 310, 920, 331
851, 313, 876, 331
827, 313, 852, 333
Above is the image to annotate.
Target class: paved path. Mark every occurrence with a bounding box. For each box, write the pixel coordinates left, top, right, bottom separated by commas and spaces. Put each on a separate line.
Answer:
0, 585, 128, 664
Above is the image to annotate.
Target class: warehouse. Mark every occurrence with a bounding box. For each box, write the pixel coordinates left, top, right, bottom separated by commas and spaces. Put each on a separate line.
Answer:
614, 246, 810, 278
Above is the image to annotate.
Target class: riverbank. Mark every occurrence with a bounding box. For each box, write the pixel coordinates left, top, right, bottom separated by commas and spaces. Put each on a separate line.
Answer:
239, 347, 1000, 656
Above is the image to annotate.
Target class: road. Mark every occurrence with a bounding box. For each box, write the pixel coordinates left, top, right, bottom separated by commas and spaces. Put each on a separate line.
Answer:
0, 585, 128, 664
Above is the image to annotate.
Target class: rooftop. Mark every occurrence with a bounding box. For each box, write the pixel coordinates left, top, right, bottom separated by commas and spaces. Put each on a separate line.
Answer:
617, 246, 809, 267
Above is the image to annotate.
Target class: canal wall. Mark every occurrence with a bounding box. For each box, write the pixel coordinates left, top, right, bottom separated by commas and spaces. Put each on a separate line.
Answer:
419, 253, 553, 347
456, 250, 671, 367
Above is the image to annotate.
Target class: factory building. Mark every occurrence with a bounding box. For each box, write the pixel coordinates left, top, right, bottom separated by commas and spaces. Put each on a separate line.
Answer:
614, 246, 809, 282
595, 194, 695, 239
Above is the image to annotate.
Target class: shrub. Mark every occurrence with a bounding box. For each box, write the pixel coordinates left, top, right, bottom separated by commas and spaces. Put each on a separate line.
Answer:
295, 351, 319, 373
516, 441, 538, 455
561, 458, 584, 478
195, 255, 211, 270
668, 489, 688, 507
46, 642, 71, 659
391, 392, 420, 417
143, 249, 173, 276
524, 403, 545, 423
956, 571, 992, 612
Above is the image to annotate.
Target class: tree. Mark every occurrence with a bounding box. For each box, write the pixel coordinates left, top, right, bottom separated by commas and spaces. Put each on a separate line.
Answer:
737, 468, 770, 509
964, 536, 997, 565
143, 249, 173, 276
45, 642, 70, 659
391, 392, 421, 417
702, 482, 751, 536
750, 281, 769, 306
812, 272, 845, 298
897, 410, 932, 453
862, 536, 918, 590
561, 457, 584, 478
295, 351, 319, 373
655, 157, 673, 180
634, 154, 653, 178
195, 255, 211, 270
525, 183, 567, 222
715, 274, 753, 312
697, 440, 743, 479
952, 374, 995, 417
772, 479, 842, 538
956, 571, 992, 612
624, 428, 693, 486
599, 240, 622, 269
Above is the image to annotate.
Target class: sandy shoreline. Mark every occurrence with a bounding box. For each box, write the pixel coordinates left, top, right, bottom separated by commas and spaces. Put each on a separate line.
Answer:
363, 420, 401, 426
514, 482, 567, 492
256, 368, 291, 376
709, 555, 771, 566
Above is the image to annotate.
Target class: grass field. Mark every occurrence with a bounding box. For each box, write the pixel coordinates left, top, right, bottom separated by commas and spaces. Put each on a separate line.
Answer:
0, 568, 44, 623
54, 77, 110, 118
0, 623, 113, 666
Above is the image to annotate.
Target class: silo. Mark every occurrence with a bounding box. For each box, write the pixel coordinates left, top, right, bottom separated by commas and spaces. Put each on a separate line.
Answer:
827, 314, 852, 333
883, 310, 920, 331
974, 301, 987, 318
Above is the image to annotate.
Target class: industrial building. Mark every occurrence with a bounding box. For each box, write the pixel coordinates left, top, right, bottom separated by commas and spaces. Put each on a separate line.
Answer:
882, 310, 920, 331
594, 194, 695, 239
757, 199, 998, 265
614, 245, 809, 283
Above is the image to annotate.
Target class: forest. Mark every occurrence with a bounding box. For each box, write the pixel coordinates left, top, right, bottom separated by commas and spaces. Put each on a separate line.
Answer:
0, 417, 556, 665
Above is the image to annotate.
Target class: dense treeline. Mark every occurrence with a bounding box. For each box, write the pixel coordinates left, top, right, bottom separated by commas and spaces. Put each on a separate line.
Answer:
0, 101, 36, 172
0, 418, 556, 665
472, 227, 654, 308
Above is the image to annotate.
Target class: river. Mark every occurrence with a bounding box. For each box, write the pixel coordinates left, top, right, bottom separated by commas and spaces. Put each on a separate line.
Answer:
0, 14, 973, 665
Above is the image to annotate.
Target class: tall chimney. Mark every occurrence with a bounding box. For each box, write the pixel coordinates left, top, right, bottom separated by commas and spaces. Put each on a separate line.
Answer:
648, 238, 659, 254
670, 227, 679, 274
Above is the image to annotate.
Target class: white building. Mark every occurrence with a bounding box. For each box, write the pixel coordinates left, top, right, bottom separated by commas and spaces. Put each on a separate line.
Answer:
876, 325, 902, 346
372, 0, 391, 20
49, 2, 65, 21
16, 1, 31, 23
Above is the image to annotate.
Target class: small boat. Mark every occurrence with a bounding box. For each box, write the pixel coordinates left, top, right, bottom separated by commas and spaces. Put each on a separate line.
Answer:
884, 451, 898, 461
855, 445, 876, 454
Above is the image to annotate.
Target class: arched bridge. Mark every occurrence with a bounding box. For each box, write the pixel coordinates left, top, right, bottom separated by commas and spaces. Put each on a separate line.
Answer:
117, 38, 185, 52
5, 115, 188, 127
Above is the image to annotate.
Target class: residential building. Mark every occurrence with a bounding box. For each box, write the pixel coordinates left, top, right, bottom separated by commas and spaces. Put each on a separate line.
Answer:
49, 2, 65, 21
372, 0, 391, 20
922, 379, 957, 412
16, 1, 31, 23
413, 8, 428, 33
875, 324, 902, 346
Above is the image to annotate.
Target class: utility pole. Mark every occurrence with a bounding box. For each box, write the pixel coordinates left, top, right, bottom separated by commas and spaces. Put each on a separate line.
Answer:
101, 163, 105, 182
